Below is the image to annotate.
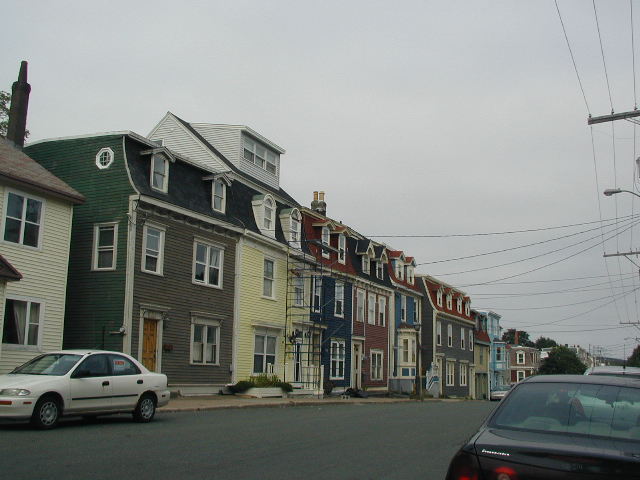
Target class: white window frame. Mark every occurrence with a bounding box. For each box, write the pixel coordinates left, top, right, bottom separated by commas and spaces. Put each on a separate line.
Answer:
367, 293, 376, 325
460, 364, 467, 386
95, 147, 114, 169
437, 289, 443, 307
263, 258, 275, 299
253, 331, 278, 374
362, 254, 370, 274
151, 155, 169, 193
330, 340, 345, 379
496, 347, 503, 362
192, 240, 224, 288
378, 296, 386, 326
289, 209, 301, 249
356, 289, 365, 322
436, 321, 442, 346
460, 327, 465, 350
2, 296, 44, 349
243, 136, 278, 175
334, 281, 344, 317
401, 338, 410, 363
516, 351, 525, 365
141, 223, 165, 275
212, 179, 226, 213
465, 301, 470, 316
3, 190, 45, 249
457, 297, 462, 313
517, 370, 526, 382
263, 196, 275, 232
293, 275, 304, 307
92, 222, 118, 271
401, 295, 406, 322
312, 276, 322, 313
338, 234, 346, 264
469, 330, 474, 351
447, 324, 453, 347
446, 294, 452, 310
407, 266, 414, 285
371, 350, 383, 381
190, 317, 220, 365
321, 227, 330, 258
376, 261, 384, 279
446, 361, 455, 386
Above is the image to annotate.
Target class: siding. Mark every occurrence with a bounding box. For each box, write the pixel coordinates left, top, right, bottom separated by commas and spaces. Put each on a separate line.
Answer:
25, 136, 135, 351
0, 187, 74, 373
319, 278, 351, 389
130, 208, 238, 385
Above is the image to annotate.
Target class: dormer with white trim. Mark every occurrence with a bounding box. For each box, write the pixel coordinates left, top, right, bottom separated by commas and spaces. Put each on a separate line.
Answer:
252, 194, 277, 239
280, 207, 302, 249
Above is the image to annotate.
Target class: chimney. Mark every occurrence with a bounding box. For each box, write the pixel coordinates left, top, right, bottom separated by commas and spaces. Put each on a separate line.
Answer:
317, 191, 327, 215
311, 191, 319, 211
6, 61, 31, 148
514, 330, 519, 346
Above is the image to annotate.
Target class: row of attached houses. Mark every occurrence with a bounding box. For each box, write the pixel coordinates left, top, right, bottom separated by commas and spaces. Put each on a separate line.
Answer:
1, 63, 511, 398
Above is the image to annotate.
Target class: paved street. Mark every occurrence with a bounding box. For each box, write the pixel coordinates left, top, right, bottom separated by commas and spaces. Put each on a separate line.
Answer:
0, 400, 495, 480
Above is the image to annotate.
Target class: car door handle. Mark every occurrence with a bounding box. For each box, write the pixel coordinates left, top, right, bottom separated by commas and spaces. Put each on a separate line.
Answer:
102, 381, 110, 386
137, 380, 143, 384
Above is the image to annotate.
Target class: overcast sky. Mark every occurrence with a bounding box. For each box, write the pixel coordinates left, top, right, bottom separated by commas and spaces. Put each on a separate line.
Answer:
4, 0, 640, 360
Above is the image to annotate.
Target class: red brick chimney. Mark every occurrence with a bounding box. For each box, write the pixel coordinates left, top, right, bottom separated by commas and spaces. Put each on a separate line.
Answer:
6, 61, 31, 148
514, 330, 520, 346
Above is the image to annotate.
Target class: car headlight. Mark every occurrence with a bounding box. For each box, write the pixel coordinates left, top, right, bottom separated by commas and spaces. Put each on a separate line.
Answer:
0, 388, 31, 396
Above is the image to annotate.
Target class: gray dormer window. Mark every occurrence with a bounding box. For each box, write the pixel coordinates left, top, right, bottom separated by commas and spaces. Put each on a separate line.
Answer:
321, 227, 330, 258
264, 197, 274, 230
212, 179, 226, 213
290, 209, 301, 248
243, 136, 278, 175
151, 155, 168, 193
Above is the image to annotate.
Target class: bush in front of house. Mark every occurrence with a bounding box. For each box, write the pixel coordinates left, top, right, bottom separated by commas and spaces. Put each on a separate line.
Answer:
229, 374, 293, 394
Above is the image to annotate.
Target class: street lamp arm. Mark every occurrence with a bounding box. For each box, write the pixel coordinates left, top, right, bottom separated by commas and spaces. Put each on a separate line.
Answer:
603, 188, 640, 199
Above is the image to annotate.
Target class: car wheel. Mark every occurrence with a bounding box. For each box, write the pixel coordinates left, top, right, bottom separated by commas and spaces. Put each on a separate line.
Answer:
133, 393, 156, 423
31, 395, 61, 429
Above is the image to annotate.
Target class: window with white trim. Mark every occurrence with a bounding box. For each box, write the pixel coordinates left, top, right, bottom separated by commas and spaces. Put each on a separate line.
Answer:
378, 296, 386, 326
446, 294, 452, 310
436, 289, 443, 307
312, 277, 322, 312
294, 275, 304, 307
460, 327, 465, 350
457, 297, 462, 313
402, 338, 410, 363
289, 209, 301, 248
517, 370, 526, 382
469, 330, 474, 351
401, 295, 406, 322
496, 347, 503, 362
465, 301, 470, 316
151, 155, 169, 192
193, 241, 223, 288
516, 351, 525, 365
212, 179, 226, 213
95, 147, 114, 169
338, 234, 346, 264
243, 136, 278, 175
2, 298, 42, 346
376, 261, 384, 279
93, 223, 117, 270
371, 350, 383, 380
263, 259, 275, 298
142, 224, 165, 275
394, 260, 404, 280
460, 364, 467, 386
437, 321, 442, 346
253, 332, 277, 374
356, 289, 365, 322
190, 318, 220, 365
367, 293, 376, 325
4, 191, 43, 248
334, 282, 344, 317
330, 340, 345, 379
263, 197, 275, 231
321, 227, 330, 258
447, 324, 453, 347
446, 361, 455, 386
411, 338, 416, 363
362, 254, 370, 274
407, 266, 414, 284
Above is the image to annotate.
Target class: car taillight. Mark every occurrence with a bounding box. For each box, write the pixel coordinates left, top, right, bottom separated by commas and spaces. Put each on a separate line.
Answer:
446, 450, 481, 480
492, 466, 518, 480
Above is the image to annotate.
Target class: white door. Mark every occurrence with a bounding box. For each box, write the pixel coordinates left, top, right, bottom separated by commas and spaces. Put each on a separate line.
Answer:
67, 354, 113, 413
352, 342, 362, 389
109, 354, 145, 410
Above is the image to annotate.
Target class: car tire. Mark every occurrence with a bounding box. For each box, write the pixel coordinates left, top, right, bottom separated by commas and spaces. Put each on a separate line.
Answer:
31, 395, 61, 430
133, 393, 156, 423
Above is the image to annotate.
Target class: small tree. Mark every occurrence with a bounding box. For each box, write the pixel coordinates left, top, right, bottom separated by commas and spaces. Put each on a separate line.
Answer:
502, 329, 534, 347
534, 336, 558, 349
628, 345, 640, 368
538, 346, 586, 375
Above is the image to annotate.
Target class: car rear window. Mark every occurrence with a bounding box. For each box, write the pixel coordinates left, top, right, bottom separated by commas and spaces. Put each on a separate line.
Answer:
490, 382, 640, 441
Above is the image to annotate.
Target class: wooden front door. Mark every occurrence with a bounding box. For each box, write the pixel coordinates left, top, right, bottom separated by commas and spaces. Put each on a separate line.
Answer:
142, 318, 158, 371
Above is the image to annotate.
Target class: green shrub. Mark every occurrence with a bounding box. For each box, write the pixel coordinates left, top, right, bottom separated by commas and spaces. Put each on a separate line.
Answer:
229, 380, 253, 394
230, 375, 293, 393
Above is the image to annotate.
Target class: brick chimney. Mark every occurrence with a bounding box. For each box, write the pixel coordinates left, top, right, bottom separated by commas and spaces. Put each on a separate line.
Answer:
514, 330, 520, 346
6, 61, 31, 148
311, 191, 327, 216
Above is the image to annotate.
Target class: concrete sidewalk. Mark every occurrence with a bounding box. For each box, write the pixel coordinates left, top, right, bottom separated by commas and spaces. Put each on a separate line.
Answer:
157, 394, 429, 413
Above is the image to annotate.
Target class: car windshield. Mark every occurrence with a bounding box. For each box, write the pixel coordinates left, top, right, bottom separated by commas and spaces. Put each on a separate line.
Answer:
490, 382, 640, 441
11, 353, 83, 376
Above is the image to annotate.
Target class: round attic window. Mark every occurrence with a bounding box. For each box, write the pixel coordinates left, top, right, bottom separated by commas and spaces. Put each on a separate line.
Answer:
96, 147, 114, 169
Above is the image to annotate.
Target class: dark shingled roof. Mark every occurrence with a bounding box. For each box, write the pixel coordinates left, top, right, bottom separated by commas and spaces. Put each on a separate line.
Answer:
0, 254, 21, 281
0, 138, 84, 204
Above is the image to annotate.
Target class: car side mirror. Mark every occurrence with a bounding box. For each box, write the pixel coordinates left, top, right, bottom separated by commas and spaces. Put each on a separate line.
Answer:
72, 369, 91, 379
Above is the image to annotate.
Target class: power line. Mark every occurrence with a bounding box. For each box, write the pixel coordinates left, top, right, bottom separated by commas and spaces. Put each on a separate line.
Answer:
465, 272, 636, 286
632, 0, 638, 108
593, 0, 614, 111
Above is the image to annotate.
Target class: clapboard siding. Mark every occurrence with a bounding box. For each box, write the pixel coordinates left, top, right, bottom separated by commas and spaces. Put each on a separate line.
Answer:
190, 124, 240, 166
25, 136, 135, 352
0, 185, 74, 373
131, 207, 237, 385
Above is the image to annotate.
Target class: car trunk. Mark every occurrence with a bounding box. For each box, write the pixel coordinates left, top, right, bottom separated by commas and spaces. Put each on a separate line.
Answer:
474, 428, 640, 479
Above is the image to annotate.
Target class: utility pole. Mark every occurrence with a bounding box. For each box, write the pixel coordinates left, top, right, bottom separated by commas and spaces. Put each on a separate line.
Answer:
588, 109, 640, 125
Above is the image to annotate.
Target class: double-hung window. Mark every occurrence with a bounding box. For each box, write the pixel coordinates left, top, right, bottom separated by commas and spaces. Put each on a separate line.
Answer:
290, 210, 301, 248
243, 137, 278, 175
142, 224, 164, 275
254, 332, 277, 374
460, 364, 467, 386
447, 324, 453, 347
367, 293, 376, 325
330, 340, 345, 379
93, 223, 117, 270
334, 282, 344, 317
312, 277, 322, 312
294, 276, 304, 307
457, 297, 462, 313
378, 296, 386, 326
465, 302, 470, 316
362, 254, 370, 274
436, 322, 442, 346
446, 294, 452, 310
191, 318, 219, 365
321, 227, 330, 258
263, 197, 274, 231
356, 289, 365, 322
517, 351, 525, 364
376, 261, 384, 279
469, 331, 474, 351
212, 179, 226, 213
193, 241, 223, 288
437, 289, 443, 307
517, 370, 526, 382
3, 191, 43, 248
2, 298, 41, 347
401, 295, 406, 322
338, 234, 346, 264
371, 350, 383, 380
151, 155, 168, 192
460, 327, 465, 350
496, 347, 503, 362
402, 338, 410, 363
446, 361, 455, 386
263, 259, 275, 298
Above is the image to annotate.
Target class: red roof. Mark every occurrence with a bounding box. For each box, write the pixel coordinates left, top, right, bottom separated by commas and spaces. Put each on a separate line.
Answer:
475, 330, 491, 343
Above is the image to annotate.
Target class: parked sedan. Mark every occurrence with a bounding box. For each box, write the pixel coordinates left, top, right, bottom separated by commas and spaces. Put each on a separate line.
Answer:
489, 385, 512, 401
446, 375, 640, 479
0, 350, 170, 429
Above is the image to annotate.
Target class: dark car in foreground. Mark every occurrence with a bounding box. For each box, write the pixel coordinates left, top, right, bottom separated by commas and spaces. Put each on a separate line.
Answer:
446, 375, 640, 479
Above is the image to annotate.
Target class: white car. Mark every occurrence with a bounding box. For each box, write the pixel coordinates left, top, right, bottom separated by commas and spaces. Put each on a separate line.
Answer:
0, 350, 170, 429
